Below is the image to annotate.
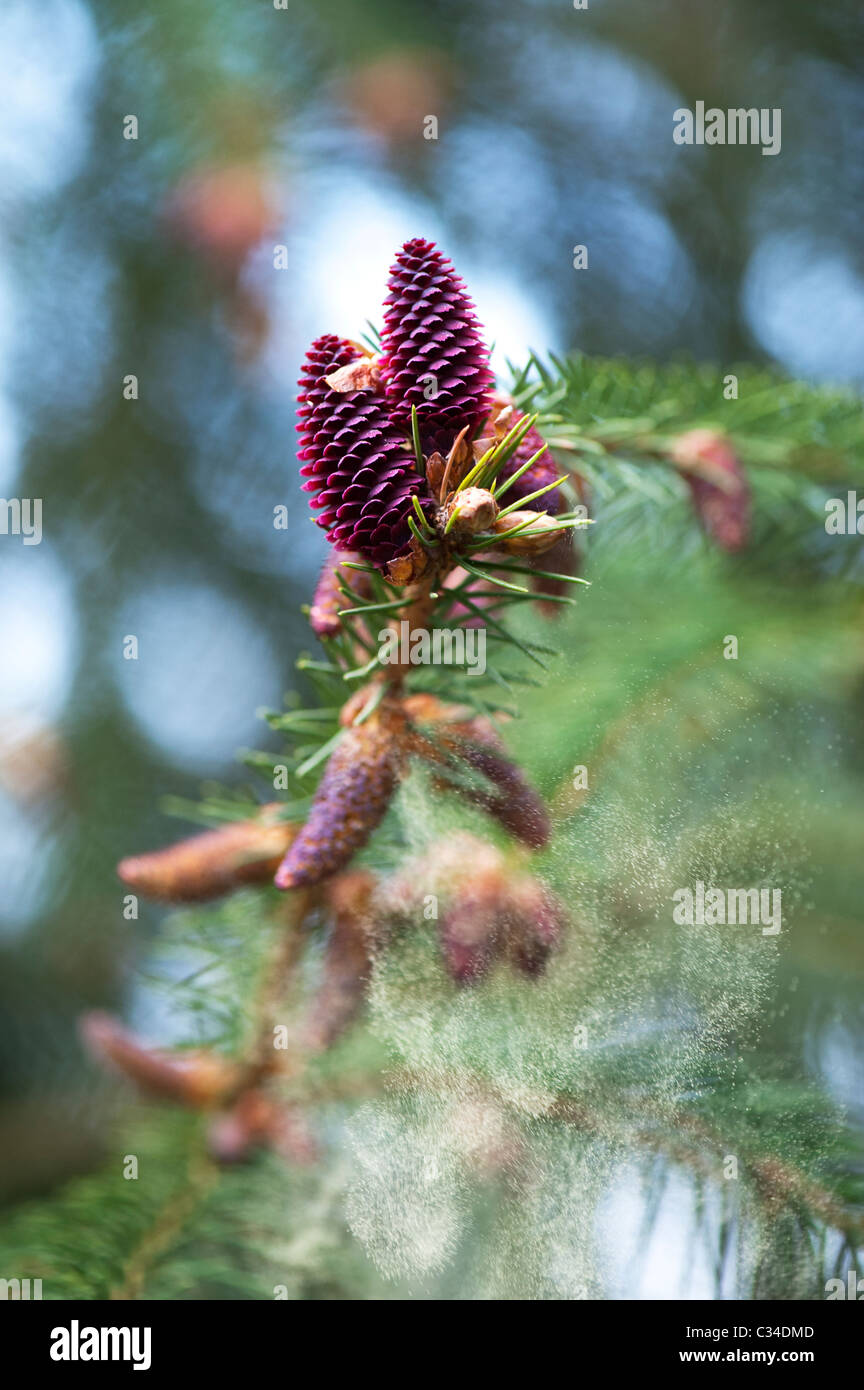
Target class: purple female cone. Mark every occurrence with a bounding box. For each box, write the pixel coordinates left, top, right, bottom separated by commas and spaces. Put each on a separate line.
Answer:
381, 237, 495, 453
296, 333, 426, 569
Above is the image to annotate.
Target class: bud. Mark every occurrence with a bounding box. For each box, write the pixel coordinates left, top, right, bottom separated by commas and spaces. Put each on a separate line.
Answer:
444, 487, 499, 541
117, 806, 297, 903
80, 1012, 239, 1108
491, 510, 562, 555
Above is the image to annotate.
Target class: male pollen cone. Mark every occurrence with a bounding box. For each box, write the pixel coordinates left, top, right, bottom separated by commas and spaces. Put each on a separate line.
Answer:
672, 428, 750, 553
81, 1012, 238, 1108
302, 870, 378, 1050
296, 333, 427, 568
309, 547, 369, 639
442, 874, 566, 983
117, 805, 296, 902
208, 1091, 317, 1166
425, 838, 507, 983
439, 717, 551, 850
274, 711, 405, 890
381, 237, 494, 452
505, 879, 567, 977
440, 882, 503, 984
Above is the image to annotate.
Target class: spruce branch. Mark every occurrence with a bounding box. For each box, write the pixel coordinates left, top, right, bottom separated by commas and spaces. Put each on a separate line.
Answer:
59, 240, 863, 1297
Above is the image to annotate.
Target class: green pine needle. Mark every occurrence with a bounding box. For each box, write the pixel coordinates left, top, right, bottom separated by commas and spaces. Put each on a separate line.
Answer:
410, 405, 425, 477
343, 653, 383, 682
457, 413, 538, 493
295, 729, 344, 778
492, 443, 549, 500
470, 558, 590, 586
411, 493, 435, 536
351, 681, 387, 725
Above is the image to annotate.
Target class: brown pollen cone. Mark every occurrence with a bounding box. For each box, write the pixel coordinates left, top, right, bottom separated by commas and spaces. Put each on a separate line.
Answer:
302, 870, 379, 1051
309, 547, 369, 640
208, 1090, 317, 1165
420, 837, 508, 983
440, 862, 566, 984
117, 805, 297, 903
439, 872, 506, 984
436, 717, 551, 850
672, 429, 750, 553
504, 878, 567, 977
376, 834, 564, 983
81, 1012, 239, 1109
274, 705, 407, 890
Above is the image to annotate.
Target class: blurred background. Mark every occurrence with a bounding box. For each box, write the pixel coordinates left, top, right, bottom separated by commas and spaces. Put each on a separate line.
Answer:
0, 0, 862, 1295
